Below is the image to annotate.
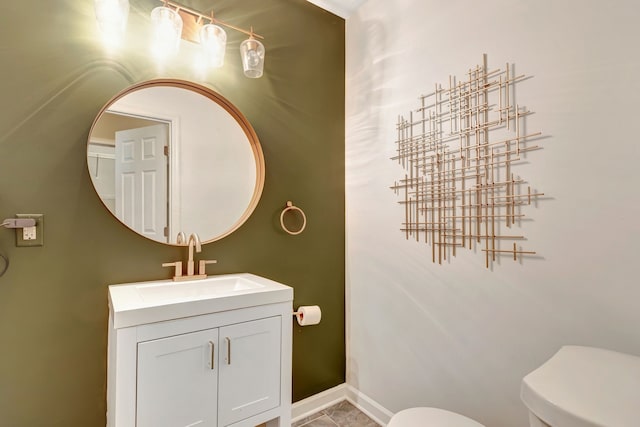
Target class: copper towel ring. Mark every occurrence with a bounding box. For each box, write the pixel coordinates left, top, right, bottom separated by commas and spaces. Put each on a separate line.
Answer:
280, 201, 307, 235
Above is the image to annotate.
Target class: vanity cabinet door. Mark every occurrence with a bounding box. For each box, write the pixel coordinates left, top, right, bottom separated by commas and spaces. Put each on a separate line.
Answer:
137, 328, 219, 427
218, 316, 281, 426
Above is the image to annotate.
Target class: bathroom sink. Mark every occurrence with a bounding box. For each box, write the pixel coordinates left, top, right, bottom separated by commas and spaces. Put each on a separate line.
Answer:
109, 273, 293, 328
136, 275, 265, 303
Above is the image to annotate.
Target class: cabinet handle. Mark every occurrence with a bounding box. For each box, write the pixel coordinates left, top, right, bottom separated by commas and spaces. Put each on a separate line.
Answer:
209, 341, 215, 370
225, 337, 231, 365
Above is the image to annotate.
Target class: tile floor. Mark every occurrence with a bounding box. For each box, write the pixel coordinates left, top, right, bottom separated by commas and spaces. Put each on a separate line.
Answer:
292, 400, 381, 427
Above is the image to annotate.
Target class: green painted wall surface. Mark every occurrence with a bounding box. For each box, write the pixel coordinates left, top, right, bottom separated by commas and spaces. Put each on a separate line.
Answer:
0, 0, 345, 425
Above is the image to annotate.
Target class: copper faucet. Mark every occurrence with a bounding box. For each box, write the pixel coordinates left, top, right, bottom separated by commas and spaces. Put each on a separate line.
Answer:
162, 233, 217, 281
186, 233, 202, 276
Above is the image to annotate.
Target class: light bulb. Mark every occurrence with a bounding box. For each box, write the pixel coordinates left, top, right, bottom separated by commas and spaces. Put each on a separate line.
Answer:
247, 50, 260, 67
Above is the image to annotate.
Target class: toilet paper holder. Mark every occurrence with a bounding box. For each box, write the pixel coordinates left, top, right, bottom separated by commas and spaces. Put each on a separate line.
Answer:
292, 305, 322, 326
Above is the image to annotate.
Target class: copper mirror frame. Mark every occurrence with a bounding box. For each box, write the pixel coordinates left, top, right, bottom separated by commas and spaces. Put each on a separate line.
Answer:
87, 79, 265, 245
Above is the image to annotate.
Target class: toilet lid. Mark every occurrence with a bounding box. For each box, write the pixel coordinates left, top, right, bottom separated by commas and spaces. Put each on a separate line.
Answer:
388, 407, 484, 427
521, 346, 640, 427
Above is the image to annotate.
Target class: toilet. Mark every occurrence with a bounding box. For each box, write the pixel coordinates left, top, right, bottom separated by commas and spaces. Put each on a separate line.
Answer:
387, 407, 484, 427
388, 345, 640, 427
521, 345, 640, 427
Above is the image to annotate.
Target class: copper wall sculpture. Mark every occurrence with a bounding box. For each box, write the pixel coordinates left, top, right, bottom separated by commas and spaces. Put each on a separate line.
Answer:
391, 55, 544, 268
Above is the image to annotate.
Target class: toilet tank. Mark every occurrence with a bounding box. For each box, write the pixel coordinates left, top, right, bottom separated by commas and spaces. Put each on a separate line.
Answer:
521, 346, 640, 427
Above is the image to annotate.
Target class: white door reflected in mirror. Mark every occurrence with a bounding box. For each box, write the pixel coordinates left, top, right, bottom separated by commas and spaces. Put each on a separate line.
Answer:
87, 80, 265, 245
115, 123, 169, 242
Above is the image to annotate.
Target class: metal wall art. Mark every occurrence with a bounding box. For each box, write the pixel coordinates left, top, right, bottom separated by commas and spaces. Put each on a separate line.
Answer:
391, 55, 544, 268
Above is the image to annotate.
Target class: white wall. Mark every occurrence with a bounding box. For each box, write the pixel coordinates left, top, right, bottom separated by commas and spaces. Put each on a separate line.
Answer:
345, 1, 640, 426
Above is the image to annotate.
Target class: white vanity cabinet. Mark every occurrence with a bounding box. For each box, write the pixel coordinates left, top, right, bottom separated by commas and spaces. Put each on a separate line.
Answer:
136, 316, 281, 427
136, 328, 220, 427
106, 273, 293, 427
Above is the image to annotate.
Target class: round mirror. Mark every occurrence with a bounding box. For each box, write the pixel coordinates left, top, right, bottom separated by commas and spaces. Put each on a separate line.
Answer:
87, 79, 265, 245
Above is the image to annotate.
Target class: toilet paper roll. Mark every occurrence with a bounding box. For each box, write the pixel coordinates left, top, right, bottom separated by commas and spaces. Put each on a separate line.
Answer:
296, 305, 322, 326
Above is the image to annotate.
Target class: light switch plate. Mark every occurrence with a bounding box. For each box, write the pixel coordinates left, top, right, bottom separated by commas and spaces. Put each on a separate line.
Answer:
16, 214, 44, 247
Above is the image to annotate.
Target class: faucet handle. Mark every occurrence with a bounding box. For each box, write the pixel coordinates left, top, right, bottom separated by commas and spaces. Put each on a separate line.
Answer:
198, 259, 217, 276
162, 261, 183, 280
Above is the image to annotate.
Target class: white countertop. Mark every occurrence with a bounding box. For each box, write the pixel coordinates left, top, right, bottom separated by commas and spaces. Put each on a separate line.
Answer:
109, 273, 293, 329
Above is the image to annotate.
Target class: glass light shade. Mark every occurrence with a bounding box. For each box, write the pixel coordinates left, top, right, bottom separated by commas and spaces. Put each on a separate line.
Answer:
150, 6, 183, 58
199, 24, 227, 68
240, 38, 265, 78
94, 0, 129, 47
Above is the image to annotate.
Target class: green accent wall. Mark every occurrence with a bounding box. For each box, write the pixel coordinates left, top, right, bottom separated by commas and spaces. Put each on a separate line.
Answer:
0, 0, 345, 425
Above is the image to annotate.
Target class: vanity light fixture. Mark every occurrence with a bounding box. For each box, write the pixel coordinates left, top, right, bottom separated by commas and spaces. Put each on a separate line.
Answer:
94, 0, 266, 77
156, 1, 265, 77
94, 0, 130, 48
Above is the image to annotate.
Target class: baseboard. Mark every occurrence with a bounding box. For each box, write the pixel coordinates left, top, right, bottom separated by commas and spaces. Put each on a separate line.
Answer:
291, 383, 393, 426
345, 385, 393, 426
291, 384, 348, 422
